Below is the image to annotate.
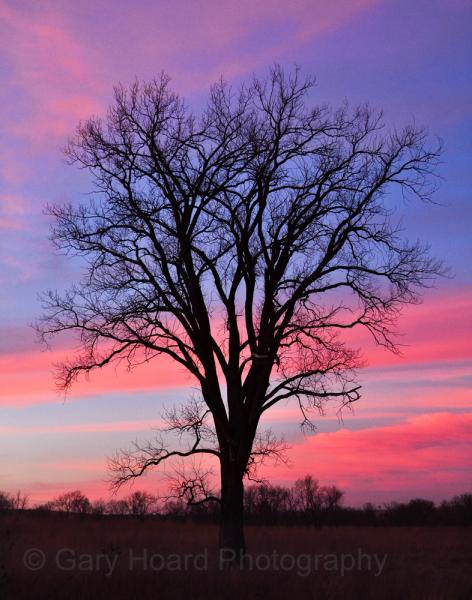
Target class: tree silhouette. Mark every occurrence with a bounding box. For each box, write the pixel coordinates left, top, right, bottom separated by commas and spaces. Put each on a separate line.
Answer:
37, 65, 442, 553
52, 490, 91, 514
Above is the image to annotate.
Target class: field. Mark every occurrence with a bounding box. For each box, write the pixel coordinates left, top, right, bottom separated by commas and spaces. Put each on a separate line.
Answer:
1, 512, 471, 599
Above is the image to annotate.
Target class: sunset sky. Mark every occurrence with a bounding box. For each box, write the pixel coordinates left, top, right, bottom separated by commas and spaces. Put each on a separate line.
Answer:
0, 0, 471, 506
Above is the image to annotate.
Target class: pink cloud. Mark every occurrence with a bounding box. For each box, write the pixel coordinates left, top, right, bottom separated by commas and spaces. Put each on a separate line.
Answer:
346, 286, 472, 368
22, 476, 165, 504
21, 479, 113, 504
1, 286, 470, 406
0, 346, 194, 406
0, 1, 105, 145
11, 411, 472, 505
268, 412, 472, 504
0, 0, 377, 149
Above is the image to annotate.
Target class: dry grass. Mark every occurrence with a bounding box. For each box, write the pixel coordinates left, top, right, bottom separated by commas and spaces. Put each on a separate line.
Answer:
1, 511, 471, 599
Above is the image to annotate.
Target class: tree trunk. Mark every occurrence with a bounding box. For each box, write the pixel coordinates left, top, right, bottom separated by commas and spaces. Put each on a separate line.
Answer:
219, 459, 246, 559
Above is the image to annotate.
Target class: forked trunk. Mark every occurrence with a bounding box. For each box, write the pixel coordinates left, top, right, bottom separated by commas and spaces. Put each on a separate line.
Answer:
219, 459, 246, 560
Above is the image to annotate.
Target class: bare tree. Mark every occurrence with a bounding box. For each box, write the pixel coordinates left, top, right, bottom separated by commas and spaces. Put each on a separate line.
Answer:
36, 65, 442, 553
127, 490, 158, 516
0, 491, 28, 511
52, 490, 91, 514
90, 499, 107, 515
292, 475, 322, 514
105, 498, 129, 516
244, 483, 292, 523
319, 485, 344, 511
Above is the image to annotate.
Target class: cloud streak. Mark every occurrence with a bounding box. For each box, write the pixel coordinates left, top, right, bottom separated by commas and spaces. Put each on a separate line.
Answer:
1, 287, 470, 405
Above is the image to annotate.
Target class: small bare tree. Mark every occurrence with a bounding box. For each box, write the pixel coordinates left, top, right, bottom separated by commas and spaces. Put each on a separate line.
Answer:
37, 65, 442, 553
127, 490, 158, 516
320, 485, 344, 511
0, 491, 28, 511
52, 490, 91, 514
292, 475, 322, 514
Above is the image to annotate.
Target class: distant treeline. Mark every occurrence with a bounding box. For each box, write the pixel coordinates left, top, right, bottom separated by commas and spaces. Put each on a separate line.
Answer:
1, 476, 471, 526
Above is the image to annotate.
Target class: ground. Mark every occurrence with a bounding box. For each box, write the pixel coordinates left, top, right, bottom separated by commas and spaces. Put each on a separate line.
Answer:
1, 512, 471, 599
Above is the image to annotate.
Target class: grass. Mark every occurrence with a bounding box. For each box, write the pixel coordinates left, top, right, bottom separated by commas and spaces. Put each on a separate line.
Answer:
1, 511, 471, 599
